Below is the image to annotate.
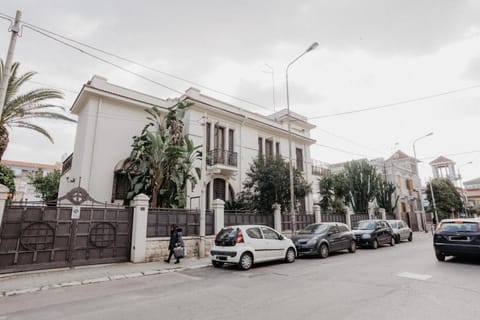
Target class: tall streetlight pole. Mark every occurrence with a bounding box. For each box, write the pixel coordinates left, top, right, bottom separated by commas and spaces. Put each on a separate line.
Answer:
286, 42, 318, 234
458, 161, 473, 217
412, 132, 433, 233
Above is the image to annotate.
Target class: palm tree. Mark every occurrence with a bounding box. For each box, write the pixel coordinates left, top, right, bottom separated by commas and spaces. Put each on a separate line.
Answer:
0, 60, 75, 159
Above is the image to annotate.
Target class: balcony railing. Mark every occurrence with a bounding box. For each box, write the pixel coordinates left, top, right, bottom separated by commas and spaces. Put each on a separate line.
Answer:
207, 149, 238, 167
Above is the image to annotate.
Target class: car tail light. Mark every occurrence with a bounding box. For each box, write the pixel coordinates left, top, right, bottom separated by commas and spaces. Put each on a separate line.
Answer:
236, 230, 244, 243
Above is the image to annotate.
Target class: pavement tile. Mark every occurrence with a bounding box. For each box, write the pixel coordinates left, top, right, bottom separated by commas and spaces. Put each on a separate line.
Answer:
81, 277, 111, 285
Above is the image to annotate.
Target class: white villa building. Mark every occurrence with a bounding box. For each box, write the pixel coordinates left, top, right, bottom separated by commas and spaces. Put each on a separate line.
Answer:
59, 76, 317, 212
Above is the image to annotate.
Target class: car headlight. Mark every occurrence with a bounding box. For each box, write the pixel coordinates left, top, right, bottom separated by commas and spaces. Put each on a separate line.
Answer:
307, 237, 320, 245
362, 234, 371, 239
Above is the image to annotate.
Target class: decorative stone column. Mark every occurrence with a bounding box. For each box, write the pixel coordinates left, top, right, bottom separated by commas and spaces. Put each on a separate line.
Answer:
0, 184, 9, 229
273, 203, 282, 232
379, 208, 386, 220
313, 205, 321, 223
346, 206, 354, 229
130, 193, 150, 263
212, 199, 225, 234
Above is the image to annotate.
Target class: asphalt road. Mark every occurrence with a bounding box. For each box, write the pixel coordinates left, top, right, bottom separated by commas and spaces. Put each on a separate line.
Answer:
1, 233, 479, 320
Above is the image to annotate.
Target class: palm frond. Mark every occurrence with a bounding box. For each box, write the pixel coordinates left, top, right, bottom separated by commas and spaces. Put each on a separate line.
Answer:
11, 121, 54, 143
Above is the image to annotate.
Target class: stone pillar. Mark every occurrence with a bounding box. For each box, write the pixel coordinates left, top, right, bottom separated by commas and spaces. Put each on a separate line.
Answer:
313, 205, 321, 223
212, 199, 225, 234
273, 203, 282, 232
368, 206, 375, 220
130, 193, 150, 263
346, 206, 354, 229
0, 184, 9, 229
379, 208, 386, 220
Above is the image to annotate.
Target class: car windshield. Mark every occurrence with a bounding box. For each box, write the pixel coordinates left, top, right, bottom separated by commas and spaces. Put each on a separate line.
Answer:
389, 222, 398, 228
354, 221, 376, 230
298, 224, 329, 234
439, 222, 479, 233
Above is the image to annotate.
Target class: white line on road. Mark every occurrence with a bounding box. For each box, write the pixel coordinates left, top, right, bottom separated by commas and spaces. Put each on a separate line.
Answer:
397, 272, 432, 281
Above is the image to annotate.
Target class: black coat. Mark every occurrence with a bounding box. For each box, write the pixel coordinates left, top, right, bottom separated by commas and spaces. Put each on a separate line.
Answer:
168, 228, 184, 250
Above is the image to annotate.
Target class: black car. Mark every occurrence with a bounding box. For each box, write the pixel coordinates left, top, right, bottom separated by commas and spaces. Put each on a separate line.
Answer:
433, 218, 480, 261
291, 223, 357, 258
353, 220, 396, 249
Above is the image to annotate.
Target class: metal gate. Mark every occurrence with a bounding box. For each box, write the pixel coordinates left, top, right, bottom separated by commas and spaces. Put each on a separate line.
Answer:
0, 188, 133, 274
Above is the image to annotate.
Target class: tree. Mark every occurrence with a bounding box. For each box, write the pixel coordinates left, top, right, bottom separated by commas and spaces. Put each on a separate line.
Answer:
375, 180, 399, 214
0, 163, 15, 195
125, 102, 201, 208
28, 169, 60, 203
344, 160, 380, 213
318, 173, 349, 213
239, 156, 311, 213
425, 178, 462, 220
0, 60, 75, 160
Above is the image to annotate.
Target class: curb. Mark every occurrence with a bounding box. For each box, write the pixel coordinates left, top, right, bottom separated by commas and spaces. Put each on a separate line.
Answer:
0, 263, 211, 298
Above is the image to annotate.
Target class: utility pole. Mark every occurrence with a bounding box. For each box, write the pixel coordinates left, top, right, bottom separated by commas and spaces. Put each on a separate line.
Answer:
0, 10, 22, 118
429, 178, 439, 225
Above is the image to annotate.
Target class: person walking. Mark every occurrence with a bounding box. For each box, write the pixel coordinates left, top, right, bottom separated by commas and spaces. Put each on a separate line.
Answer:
164, 224, 184, 264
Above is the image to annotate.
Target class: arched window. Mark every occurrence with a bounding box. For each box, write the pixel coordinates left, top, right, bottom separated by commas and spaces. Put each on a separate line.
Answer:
111, 159, 130, 203
213, 178, 226, 201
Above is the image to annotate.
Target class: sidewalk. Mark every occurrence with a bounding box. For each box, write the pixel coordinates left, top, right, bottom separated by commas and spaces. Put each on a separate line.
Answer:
0, 257, 212, 298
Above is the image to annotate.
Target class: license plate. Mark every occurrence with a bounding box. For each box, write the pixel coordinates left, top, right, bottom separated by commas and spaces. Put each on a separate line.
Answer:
217, 256, 227, 261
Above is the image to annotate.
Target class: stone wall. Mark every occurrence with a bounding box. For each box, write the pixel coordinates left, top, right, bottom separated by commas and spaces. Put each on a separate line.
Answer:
145, 236, 215, 262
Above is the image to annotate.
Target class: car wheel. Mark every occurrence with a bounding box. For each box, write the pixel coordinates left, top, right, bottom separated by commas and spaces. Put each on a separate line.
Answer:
435, 252, 445, 262
390, 236, 395, 246
319, 243, 329, 258
395, 235, 400, 244
238, 252, 253, 270
348, 240, 357, 253
285, 248, 296, 263
371, 239, 379, 249
408, 233, 413, 242
212, 260, 224, 268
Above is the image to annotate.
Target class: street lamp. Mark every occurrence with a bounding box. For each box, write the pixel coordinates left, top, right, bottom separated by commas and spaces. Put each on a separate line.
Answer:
412, 132, 433, 232
286, 42, 318, 234
458, 161, 473, 217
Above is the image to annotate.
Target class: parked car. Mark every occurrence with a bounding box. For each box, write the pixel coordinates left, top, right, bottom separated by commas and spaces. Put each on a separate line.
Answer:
291, 223, 357, 258
353, 220, 396, 249
210, 225, 296, 270
433, 218, 480, 261
387, 220, 413, 243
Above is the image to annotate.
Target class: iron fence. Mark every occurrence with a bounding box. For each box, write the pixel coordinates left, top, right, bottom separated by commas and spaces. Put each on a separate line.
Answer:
224, 211, 273, 228
147, 208, 214, 237
350, 214, 370, 226
281, 213, 315, 231
322, 213, 347, 224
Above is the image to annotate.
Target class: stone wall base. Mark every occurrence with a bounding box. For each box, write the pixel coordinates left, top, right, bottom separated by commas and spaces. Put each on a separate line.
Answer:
145, 236, 215, 262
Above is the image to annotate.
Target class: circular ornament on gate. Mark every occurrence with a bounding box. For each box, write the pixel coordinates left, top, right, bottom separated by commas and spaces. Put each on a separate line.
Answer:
20, 222, 55, 251
89, 222, 116, 248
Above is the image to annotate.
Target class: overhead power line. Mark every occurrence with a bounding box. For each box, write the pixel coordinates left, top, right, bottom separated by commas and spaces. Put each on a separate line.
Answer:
308, 84, 480, 120
19, 19, 273, 112
313, 143, 370, 158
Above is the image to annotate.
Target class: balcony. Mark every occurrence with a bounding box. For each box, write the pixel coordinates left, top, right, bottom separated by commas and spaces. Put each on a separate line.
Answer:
207, 149, 238, 175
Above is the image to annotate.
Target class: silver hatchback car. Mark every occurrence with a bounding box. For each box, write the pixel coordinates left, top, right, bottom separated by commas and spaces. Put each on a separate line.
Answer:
387, 220, 413, 243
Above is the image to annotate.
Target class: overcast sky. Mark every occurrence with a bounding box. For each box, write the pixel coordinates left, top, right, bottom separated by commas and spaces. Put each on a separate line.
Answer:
1, 0, 480, 183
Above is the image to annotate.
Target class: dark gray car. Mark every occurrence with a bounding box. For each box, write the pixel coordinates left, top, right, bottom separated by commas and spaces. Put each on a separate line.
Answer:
291, 223, 357, 258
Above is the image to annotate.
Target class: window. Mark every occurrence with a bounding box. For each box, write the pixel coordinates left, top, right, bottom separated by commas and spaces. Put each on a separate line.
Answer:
296, 148, 304, 171
258, 137, 263, 157
206, 122, 211, 151
246, 227, 263, 239
214, 125, 225, 150
328, 226, 340, 234
265, 139, 273, 159
213, 178, 226, 201
261, 227, 281, 240
275, 142, 280, 156
112, 171, 129, 202
338, 225, 349, 232
228, 129, 234, 152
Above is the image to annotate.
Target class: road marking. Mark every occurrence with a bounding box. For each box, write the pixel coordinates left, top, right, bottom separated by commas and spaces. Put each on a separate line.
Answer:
397, 272, 432, 281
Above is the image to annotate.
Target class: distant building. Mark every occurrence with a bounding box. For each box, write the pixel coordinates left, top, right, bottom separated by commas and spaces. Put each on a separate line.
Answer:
463, 177, 480, 209
1, 160, 62, 202
429, 156, 459, 187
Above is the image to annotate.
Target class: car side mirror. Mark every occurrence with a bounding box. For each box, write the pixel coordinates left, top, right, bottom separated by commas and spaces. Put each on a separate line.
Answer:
327, 232, 334, 236
278, 235, 284, 240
